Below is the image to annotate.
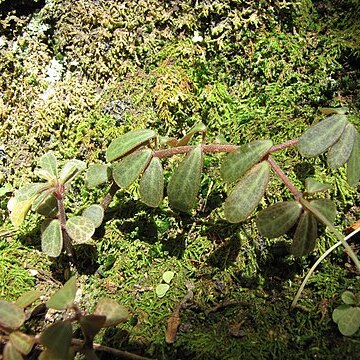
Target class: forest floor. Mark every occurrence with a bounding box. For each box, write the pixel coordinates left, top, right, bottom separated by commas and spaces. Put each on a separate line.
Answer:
0, 0, 360, 359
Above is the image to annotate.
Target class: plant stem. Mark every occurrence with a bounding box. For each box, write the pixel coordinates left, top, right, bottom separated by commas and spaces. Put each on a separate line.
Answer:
152, 144, 239, 158
152, 139, 299, 159
100, 140, 300, 212
56, 183, 76, 262
268, 139, 299, 153
100, 181, 120, 211
266, 156, 360, 303
71, 338, 154, 360
291, 226, 360, 309
266, 156, 303, 200
300, 198, 360, 273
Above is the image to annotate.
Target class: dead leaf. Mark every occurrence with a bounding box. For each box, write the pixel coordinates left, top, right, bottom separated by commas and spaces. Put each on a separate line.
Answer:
165, 307, 181, 344
229, 320, 246, 338
345, 219, 360, 234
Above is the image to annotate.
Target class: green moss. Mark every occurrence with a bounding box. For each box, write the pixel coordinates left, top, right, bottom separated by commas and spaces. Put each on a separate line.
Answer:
0, 239, 37, 300
0, 0, 359, 358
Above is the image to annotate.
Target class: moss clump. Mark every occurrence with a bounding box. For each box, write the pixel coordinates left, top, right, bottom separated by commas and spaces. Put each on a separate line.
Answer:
0, 0, 359, 359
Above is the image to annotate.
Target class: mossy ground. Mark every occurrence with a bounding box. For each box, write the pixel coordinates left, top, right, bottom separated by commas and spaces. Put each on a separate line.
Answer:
0, 0, 360, 359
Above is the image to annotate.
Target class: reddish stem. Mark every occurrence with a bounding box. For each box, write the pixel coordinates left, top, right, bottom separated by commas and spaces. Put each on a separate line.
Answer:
152, 139, 299, 159
266, 155, 303, 200
102, 139, 301, 211
268, 139, 299, 153
56, 182, 76, 261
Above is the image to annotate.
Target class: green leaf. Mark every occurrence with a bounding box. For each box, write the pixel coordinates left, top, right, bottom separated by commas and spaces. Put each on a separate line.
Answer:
85, 164, 111, 188
158, 136, 178, 147
82, 205, 104, 229
298, 114, 348, 157
106, 129, 156, 162
59, 159, 86, 184
46, 277, 77, 310
15, 183, 49, 201
327, 123, 356, 169
0, 300, 25, 329
9, 331, 35, 355
34, 169, 56, 182
221, 140, 273, 183
39, 152, 58, 178
347, 128, 360, 187
8, 183, 50, 227
39, 320, 73, 359
333, 304, 351, 324
0, 183, 13, 197
224, 161, 270, 223
33, 193, 58, 217
15, 290, 41, 308
168, 146, 203, 212
112, 149, 152, 189
65, 216, 95, 244
94, 298, 129, 327
291, 211, 318, 256
3, 342, 23, 360
215, 133, 230, 145
41, 219, 63, 257
139, 157, 164, 208
304, 178, 332, 194
256, 201, 302, 238
319, 107, 348, 115
176, 122, 206, 146
342, 291, 357, 305
338, 307, 360, 336
162, 271, 175, 284
79, 314, 106, 338
9, 197, 37, 229
309, 199, 337, 224
155, 284, 170, 298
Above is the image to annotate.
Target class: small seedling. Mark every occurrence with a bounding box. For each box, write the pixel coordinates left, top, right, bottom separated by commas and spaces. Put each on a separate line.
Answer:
333, 290, 360, 336
7, 153, 104, 259
156, 271, 175, 298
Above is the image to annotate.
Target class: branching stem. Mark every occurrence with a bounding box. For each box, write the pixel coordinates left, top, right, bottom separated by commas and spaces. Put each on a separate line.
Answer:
266, 157, 360, 304
101, 140, 299, 211
152, 139, 299, 159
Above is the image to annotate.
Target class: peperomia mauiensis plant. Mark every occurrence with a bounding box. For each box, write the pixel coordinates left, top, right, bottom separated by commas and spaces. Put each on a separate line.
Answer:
92, 108, 359, 265
6, 108, 360, 302
7, 155, 104, 260
0, 277, 135, 359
